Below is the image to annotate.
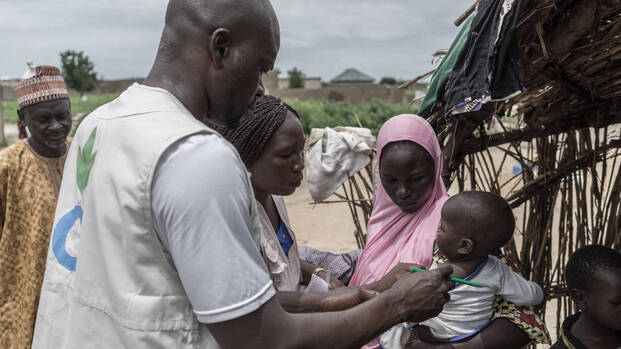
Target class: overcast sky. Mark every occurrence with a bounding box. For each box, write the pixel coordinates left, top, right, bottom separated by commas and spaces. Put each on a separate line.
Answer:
0, 0, 472, 82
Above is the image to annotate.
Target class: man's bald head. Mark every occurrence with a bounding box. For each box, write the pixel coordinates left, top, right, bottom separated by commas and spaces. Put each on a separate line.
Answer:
161, 0, 279, 53
146, 0, 280, 126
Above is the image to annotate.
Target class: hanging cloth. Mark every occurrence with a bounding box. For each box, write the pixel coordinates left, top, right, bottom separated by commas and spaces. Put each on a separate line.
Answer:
418, 15, 474, 118
444, 0, 524, 116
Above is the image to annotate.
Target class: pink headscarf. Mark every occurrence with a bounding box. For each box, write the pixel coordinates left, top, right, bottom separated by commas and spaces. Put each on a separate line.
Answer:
350, 114, 448, 348
351, 114, 448, 284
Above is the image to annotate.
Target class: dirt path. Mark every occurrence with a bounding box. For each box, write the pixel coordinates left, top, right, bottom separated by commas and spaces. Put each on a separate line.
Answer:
285, 180, 360, 253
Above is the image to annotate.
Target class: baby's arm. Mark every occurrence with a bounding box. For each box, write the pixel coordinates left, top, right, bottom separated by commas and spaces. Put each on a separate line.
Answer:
496, 260, 545, 306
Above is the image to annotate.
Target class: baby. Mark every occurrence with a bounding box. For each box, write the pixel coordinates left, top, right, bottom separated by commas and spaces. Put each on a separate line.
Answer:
381, 191, 545, 347
551, 245, 621, 349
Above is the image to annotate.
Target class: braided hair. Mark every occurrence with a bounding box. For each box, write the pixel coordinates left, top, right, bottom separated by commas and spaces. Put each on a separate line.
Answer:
566, 244, 621, 291
208, 95, 300, 168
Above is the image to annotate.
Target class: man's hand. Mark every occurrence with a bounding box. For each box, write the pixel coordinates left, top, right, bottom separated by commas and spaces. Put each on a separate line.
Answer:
385, 264, 453, 323
364, 263, 425, 293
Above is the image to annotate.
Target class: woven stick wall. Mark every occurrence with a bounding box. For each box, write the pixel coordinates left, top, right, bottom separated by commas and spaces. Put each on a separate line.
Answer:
418, 0, 621, 335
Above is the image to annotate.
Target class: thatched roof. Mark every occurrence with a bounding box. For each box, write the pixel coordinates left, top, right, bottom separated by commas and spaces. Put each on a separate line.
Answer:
420, 0, 621, 169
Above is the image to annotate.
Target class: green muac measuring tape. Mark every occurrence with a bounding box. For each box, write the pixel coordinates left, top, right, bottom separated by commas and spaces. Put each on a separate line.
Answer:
410, 267, 484, 288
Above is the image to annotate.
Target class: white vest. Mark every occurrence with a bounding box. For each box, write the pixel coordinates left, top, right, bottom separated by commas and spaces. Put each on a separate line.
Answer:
32, 84, 258, 348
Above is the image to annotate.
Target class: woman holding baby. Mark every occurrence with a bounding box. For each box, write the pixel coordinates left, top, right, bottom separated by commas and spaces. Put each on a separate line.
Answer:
348, 114, 549, 349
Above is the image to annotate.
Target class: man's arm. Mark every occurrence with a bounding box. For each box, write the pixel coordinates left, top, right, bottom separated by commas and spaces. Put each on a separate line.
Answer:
277, 286, 378, 313
209, 267, 453, 349
280, 262, 421, 313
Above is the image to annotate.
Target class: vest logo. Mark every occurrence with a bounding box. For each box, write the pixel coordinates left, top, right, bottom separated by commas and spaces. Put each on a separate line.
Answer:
52, 206, 82, 271
52, 128, 97, 272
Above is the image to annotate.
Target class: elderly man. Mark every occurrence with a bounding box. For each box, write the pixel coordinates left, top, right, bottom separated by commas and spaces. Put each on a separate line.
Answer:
32, 1, 452, 348
0, 63, 72, 348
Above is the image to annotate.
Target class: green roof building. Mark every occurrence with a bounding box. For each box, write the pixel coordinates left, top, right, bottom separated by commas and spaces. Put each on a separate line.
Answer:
330, 68, 375, 83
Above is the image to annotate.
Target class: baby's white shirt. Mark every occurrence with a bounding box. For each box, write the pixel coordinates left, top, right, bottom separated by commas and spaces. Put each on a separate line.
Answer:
380, 255, 544, 347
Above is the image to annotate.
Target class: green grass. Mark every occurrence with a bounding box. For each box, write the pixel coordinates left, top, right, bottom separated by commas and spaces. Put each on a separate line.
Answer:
1, 99, 18, 123
1, 93, 120, 123
283, 98, 413, 135
2, 94, 414, 136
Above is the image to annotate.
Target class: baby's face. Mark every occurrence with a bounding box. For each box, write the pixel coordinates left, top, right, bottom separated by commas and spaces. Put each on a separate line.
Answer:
436, 216, 462, 260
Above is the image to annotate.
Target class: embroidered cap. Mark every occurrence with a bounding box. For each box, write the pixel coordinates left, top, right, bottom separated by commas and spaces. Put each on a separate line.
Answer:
14, 61, 69, 109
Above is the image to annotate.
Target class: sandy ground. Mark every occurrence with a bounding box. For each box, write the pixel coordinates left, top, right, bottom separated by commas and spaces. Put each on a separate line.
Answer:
285, 181, 361, 253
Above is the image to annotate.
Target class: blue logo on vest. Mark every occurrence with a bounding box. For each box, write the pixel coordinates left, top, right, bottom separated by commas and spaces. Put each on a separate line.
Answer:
52, 127, 98, 272
52, 206, 82, 271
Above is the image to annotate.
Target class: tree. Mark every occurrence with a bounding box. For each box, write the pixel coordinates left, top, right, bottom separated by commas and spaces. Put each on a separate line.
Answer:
60, 50, 99, 97
288, 67, 304, 89
380, 77, 397, 85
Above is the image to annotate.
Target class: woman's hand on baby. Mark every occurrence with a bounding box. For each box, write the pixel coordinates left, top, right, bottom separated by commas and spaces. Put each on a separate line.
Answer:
386, 264, 454, 323
366, 263, 426, 293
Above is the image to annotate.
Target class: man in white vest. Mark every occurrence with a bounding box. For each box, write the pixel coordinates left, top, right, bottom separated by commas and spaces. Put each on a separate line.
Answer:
32, 0, 453, 348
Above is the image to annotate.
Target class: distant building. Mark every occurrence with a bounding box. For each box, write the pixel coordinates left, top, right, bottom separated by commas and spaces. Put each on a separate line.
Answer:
262, 69, 322, 91
263, 71, 280, 94
2, 70, 424, 106
330, 68, 375, 84
0, 79, 19, 100
277, 77, 321, 90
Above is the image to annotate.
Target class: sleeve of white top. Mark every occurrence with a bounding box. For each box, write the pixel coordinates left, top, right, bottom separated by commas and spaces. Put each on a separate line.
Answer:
152, 133, 275, 323
495, 257, 545, 306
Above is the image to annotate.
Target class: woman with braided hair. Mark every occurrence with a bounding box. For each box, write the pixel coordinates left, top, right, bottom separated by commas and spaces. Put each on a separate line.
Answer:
209, 95, 416, 313
210, 95, 340, 292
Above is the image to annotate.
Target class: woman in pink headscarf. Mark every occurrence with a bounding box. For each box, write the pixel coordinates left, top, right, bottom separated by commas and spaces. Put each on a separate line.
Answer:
350, 114, 447, 289
349, 114, 448, 349
348, 114, 547, 349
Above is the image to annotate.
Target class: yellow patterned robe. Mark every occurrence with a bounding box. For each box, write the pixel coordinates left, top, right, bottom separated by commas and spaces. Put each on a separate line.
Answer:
0, 139, 69, 349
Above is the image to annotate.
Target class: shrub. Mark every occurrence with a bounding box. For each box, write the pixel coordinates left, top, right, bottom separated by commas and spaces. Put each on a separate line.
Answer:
2, 95, 413, 138
283, 98, 412, 135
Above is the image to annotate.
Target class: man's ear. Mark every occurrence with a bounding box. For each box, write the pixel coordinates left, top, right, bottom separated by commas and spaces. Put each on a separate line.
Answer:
457, 238, 474, 255
208, 28, 232, 70
570, 288, 587, 312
